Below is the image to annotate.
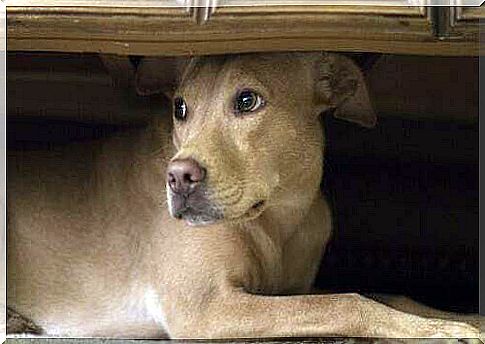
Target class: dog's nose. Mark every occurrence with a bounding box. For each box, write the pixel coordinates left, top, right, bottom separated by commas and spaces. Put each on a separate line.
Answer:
167, 158, 206, 195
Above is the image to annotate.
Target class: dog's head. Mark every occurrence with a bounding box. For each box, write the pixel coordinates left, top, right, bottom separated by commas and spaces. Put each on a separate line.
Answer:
136, 53, 376, 226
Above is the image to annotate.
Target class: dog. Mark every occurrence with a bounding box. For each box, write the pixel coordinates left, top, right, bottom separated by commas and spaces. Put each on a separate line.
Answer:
7, 52, 480, 339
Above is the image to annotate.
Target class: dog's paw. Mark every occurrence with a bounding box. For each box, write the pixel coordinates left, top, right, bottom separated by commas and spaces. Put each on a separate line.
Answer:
425, 319, 479, 340
385, 314, 480, 341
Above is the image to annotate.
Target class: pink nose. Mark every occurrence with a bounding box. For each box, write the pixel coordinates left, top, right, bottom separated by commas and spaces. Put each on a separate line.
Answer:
167, 158, 206, 195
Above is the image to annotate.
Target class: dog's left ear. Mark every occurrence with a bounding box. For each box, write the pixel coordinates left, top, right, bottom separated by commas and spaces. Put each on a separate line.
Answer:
314, 53, 377, 128
135, 57, 191, 97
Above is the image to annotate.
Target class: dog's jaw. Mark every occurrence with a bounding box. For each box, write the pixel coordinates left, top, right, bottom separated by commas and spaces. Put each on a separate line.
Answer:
166, 184, 223, 226
166, 182, 269, 227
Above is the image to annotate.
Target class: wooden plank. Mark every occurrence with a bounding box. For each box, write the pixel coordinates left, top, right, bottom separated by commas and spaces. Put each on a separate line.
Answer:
438, 5, 484, 43
457, 5, 485, 20
5, 0, 416, 7
7, 0, 183, 6
7, 36, 479, 56
9, 5, 473, 56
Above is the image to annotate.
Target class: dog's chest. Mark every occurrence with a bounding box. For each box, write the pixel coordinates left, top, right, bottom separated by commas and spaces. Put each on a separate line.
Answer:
108, 287, 170, 337
245, 227, 286, 295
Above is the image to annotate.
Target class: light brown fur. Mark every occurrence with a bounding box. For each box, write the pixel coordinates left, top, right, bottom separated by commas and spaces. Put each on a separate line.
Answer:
7, 52, 481, 339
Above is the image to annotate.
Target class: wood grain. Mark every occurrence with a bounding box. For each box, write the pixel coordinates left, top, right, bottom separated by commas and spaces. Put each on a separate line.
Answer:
6, 5, 478, 57
441, 5, 484, 47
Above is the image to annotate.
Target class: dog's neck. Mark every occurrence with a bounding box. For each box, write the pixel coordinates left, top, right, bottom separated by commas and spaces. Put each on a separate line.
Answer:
244, 191, 321, 247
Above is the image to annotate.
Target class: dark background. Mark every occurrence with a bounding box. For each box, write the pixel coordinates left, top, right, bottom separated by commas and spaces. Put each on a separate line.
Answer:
317, 115, 478, 313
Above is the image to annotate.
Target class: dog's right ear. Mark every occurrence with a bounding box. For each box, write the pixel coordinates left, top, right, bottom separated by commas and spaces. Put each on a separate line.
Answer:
313, 53, 377, 128
135, 57, 191, 97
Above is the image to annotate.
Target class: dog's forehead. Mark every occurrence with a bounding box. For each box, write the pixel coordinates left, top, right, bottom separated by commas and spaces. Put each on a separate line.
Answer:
225, 53, 305, 76
179, 53, 308, 93
178, 56, 225, 92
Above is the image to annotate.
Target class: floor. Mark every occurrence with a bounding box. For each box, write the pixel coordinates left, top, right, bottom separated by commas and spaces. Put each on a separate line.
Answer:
6, 338, 482, 344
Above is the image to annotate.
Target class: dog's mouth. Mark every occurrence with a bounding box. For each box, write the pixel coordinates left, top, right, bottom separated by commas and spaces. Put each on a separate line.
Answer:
174, 206, 223, 227
169, 190, 267, 227
181, 200, 266, 227
225, 200, 267, 224
247, 200, 266, 217
168, 186, 224, 226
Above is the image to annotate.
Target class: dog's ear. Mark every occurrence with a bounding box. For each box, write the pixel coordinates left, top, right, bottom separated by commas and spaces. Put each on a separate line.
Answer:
135, 57, 191, 97
314, 53, 376, 128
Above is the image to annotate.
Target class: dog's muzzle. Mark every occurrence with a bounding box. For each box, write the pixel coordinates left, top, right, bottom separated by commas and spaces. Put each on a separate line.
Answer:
166, 158, 222, 226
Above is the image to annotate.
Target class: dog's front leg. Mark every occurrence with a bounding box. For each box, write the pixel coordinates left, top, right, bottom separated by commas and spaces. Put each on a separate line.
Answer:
159, 225, 477, 340
167, 289, 479, 339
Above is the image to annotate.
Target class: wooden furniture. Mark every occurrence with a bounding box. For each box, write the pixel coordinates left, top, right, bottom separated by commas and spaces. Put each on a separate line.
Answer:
6, 1, 484, 57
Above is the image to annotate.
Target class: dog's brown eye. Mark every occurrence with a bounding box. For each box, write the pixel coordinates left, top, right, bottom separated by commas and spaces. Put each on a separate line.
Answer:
234, 90, 264, 114
174, 97, 188, 122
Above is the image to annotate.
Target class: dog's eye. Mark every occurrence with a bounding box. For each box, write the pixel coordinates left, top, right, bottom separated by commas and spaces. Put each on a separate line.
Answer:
174, 97, 188, 122
234, 90, 264, 114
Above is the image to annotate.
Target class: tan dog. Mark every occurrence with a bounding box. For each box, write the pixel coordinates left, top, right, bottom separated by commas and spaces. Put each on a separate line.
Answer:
7, 52, 480, 339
